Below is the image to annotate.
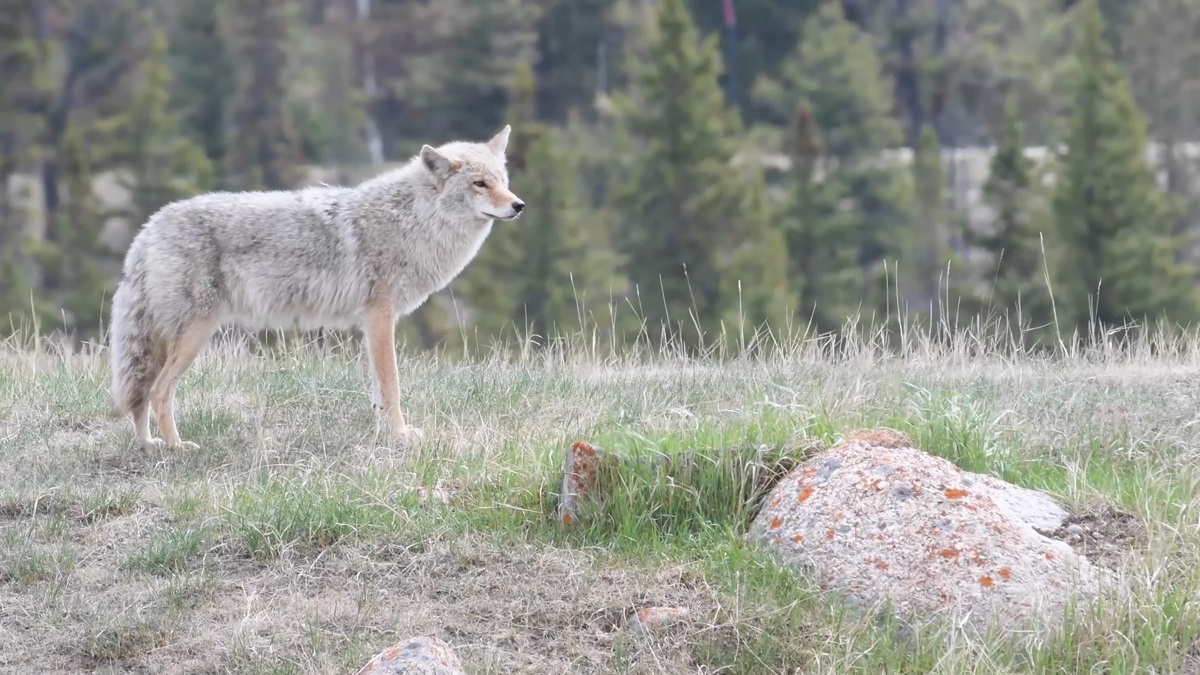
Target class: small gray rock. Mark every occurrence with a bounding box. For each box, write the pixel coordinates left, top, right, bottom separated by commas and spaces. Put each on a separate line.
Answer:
354, 635, 465, 675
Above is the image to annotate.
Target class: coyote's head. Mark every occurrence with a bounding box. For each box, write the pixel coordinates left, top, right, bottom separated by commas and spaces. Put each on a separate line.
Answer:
420, 126, 525, 223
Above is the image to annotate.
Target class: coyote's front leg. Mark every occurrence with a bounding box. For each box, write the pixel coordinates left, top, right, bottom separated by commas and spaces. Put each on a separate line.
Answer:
364, 301, 423, 444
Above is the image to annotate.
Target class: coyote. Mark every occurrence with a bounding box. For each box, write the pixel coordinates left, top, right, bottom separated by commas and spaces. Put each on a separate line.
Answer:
109, 126, 523, 449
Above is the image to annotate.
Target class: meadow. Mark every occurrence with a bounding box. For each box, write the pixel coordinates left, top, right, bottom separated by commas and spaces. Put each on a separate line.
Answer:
1, 319, 1199, 674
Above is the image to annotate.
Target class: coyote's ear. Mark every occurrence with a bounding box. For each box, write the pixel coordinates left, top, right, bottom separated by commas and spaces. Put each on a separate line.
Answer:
486, 125, 512, 157
420, 145, 456, 179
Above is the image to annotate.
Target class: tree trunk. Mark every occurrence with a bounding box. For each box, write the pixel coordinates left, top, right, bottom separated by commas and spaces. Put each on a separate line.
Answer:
894, 0, 922, 149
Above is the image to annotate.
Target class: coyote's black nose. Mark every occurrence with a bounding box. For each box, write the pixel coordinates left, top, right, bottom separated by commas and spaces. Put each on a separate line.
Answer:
512, 201, 525, 213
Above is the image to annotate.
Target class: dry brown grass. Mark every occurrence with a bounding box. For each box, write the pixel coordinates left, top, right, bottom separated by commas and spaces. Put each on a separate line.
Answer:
3, 324, 1200, 673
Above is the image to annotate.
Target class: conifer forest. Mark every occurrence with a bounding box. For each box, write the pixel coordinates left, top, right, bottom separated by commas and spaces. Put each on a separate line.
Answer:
2, 0, 1199, 354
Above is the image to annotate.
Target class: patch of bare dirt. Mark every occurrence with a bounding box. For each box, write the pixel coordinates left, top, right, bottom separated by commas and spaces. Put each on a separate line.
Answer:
0, 530, 733, 674
1037, 503, 1147, 569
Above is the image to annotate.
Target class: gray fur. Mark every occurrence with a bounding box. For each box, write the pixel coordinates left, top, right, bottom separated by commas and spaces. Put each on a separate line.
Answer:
109, 126, 523, 449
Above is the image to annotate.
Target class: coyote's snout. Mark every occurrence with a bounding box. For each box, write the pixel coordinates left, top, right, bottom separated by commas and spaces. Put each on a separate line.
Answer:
109, 126, 519, 450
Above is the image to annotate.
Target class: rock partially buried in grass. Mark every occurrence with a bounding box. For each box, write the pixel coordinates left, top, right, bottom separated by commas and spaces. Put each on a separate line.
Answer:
746, 428, 1099, 638
626, 606, 691, 634
354, 635, 465, 675
557, 441, 615, 528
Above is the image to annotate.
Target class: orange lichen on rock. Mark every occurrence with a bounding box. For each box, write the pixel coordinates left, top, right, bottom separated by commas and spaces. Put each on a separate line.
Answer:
944, 488, 969, 499
980, 575, 994, 588
791, 534, 805, 544
380, 645, 404, 661
558, 440, 615, 530
798, 486, 815, 503
998, 567, 1011, 581
567, 442, 600, 490
875, 560, 890, 571
825, 529, 836, 540
940, 547, 959, 559
769, 517, 783, 530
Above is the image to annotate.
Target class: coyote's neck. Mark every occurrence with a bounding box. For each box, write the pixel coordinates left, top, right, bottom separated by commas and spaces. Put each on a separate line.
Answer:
349, 166, 494, 310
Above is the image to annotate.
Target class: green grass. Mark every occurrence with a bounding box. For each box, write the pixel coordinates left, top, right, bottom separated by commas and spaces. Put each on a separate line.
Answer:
2, 321, 1200, 672
0, 531, 78, 587
220, 470, 430, 559
123, 526, 211, 575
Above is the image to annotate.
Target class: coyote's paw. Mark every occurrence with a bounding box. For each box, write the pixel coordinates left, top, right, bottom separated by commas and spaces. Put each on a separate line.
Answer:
143, 437, 200, 451
389, 425, 425, 445
141, 437, 167, 451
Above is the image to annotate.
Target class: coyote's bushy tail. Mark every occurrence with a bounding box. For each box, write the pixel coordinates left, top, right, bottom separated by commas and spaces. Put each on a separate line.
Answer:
109, 242, 165, 416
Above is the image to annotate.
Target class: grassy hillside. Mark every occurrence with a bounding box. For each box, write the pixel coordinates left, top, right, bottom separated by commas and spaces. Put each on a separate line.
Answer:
1, 324, 1198, 673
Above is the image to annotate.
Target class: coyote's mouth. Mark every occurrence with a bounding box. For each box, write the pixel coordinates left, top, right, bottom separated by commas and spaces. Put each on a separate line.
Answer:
484, 212, 519, 221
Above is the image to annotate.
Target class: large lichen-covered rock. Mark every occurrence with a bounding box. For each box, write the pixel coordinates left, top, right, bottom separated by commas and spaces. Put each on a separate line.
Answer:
354, 635, 465, 675
746, 429, 1099, 636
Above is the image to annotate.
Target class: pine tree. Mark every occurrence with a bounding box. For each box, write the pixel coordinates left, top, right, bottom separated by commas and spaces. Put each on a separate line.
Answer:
0, 250, 37, 335
169, 0, 236, 180
0, 0, 42, 193
439, 0, 542, 140
110, 31, 214, 225
970, 96, 1052, 330
533, 0, 614, 121
29, 129, 111, 335
58, 130, 112, 336
783, 103, 862, 333
447, 61, 539, 346
290, 0, 371, 171
510, 127, 623, 344
611, 0, 746, 351
1052, 0, 1199, 335
753, 1, 913, 323
31, 2, 149, 225
454, 62, 624, 349
1126, 0, 1200, 261
0, 0, 44, 327
683, 0, 818, 115
909, 124, 956, 316
374, 0, 541, 146
719, 164, 794, 342
752, 1, 900, 159
226, 0, 304, 191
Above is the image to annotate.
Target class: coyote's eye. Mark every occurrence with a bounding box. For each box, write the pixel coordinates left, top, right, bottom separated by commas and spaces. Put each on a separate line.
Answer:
473, 180, 487, 188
